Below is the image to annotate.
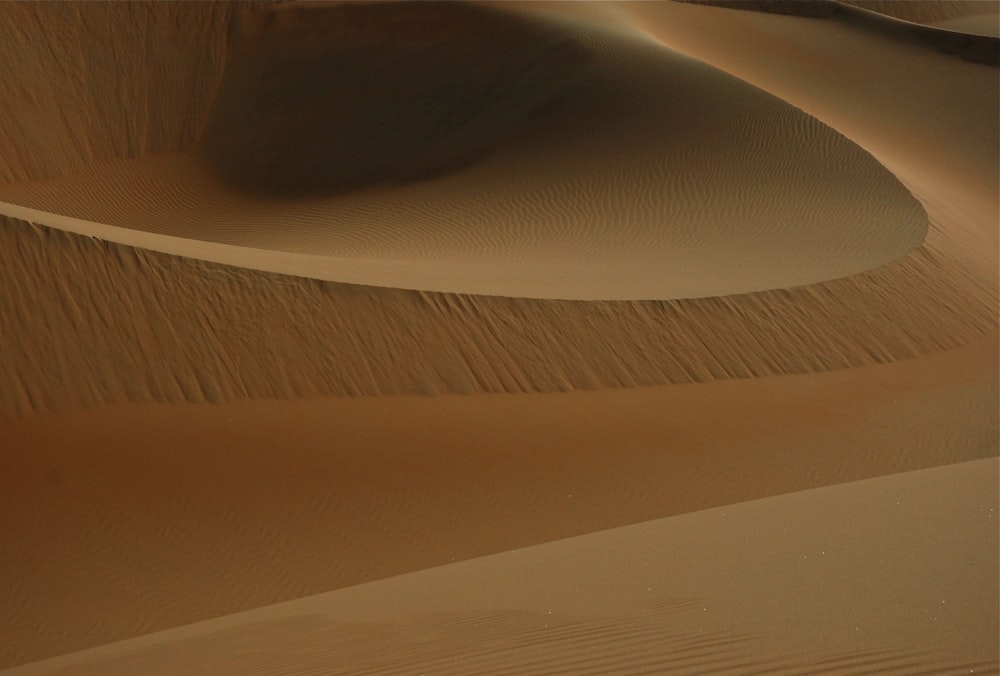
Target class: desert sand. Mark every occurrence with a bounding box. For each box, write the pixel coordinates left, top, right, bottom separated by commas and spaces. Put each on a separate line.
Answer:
0, 0, 997, 673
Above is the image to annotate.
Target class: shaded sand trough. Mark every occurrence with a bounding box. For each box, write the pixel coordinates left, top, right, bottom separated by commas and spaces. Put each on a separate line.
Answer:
0, 1, 930, 299
0, 0, 997, 672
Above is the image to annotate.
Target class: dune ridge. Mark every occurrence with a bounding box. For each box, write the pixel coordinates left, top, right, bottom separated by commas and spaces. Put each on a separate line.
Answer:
1, 207, 994, 417
0, 1, 996, 670
0, 0, 930, 301
3, 0, 996, 417
678, 0, 1000, 64
3, 456, 996, 672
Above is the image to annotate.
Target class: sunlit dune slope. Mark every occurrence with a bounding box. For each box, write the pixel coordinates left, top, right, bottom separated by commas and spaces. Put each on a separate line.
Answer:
0, 1, 996, 670
1, 345, 996, 667
0, 1, 928, 299
4, 457, 996, 674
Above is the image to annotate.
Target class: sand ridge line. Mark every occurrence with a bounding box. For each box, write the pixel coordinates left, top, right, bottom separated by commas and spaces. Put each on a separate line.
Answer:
3, 457, 996, 672
1, 209, 994, 417
0, 0, 929, 300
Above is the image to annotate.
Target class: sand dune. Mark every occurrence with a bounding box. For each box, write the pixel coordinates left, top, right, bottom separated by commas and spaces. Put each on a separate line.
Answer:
2, 213, 995, 415
0, 2, 252, 185
1, 1, 996, 415
841, 0, 998, 26
0, 2, 928, 299
0, 0, 996, 673
931, 12, 1000, 38
1, 337, 996, 666
4, 458, 997, 674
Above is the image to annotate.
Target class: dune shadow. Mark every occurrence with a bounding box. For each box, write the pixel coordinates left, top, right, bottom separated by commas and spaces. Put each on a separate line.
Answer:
199, 1, 594, 199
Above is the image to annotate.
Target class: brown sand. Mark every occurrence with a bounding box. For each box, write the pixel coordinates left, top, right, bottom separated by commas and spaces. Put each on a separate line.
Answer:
2, 332, 996, 667
0, 0, 997, 673
0, 2, 929, 299
931, 12, 1000, 38
840, 0, 998, 25
5, 457, 996, 675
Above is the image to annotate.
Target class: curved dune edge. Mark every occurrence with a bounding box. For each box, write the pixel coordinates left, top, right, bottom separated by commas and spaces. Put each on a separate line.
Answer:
1, 207, 994, 417
839, 0, 997, 25
0, 1, 931, 301
1, 0, 996, 415
4, 458, 996, 673
679, 0, 1000, 64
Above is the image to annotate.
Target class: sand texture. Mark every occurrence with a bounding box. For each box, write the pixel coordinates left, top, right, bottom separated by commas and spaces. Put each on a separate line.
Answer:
5, 457, 997, 675
0, 0, 996, 673
0, 2, 932, 299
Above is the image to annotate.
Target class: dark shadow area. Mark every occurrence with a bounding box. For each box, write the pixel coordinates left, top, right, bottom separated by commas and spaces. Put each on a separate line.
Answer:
199, 1, 593, 198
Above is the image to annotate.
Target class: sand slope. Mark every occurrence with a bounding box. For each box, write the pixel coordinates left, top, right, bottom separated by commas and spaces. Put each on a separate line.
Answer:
1, 1, 996, 414
0, 1, 997, 672
1, 213, 994, 416
4, 458, 996, 674
842, 0, 998, 25
931, 12, 1000, 38
0, 2, 928, 300
1, 329, 995, 667
0, 2, 253, 185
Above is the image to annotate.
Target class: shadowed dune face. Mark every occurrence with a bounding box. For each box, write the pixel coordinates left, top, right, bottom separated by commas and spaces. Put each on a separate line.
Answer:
0, 1, 253, 185
201, 2, 593, 197
0, 0, 932, 299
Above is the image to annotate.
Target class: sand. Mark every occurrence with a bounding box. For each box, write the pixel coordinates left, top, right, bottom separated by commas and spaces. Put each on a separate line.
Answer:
5, 457, 997, 674
0, 2, 930, 300
0, 0, 996, 673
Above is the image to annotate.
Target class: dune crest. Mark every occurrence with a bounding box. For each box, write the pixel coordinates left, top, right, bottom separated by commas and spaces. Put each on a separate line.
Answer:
0, 1, 996, 672
1, 211, 993, 417
0, 1, 928, 300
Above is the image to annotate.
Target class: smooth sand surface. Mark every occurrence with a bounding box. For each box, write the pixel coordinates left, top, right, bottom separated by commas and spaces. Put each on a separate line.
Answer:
1, 0, 997, 673
931, 12, 1000, 37
4, 457, 997, 675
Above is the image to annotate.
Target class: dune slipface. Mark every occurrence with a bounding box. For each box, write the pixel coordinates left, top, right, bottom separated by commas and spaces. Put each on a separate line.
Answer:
0, 0, 996, 673
202, 2, 593, 196
1, 1, 930, 299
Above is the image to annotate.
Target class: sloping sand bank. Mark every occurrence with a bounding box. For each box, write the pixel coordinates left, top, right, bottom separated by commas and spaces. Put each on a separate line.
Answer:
1, 0, 996, 414
0, 2, 928, 300
1, 330, 995, 666
5, 458, 996, 674
0, 0, 996, 672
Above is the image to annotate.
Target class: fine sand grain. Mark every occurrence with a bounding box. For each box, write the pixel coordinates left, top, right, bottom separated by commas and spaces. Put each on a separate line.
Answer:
1, 333, 996, 667
5, 458, 996, 674
0, 2, 930, 299
0, 0, 996, 673
1, 2, 996, 413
